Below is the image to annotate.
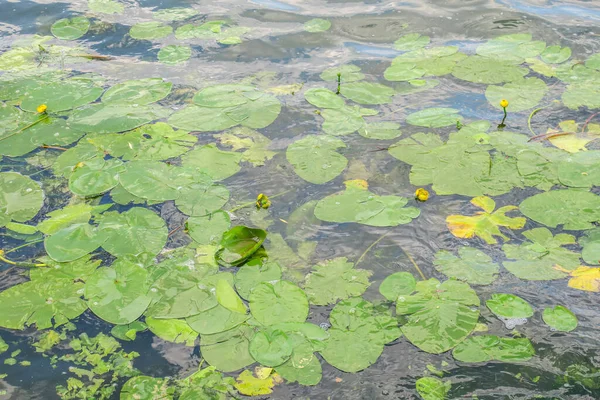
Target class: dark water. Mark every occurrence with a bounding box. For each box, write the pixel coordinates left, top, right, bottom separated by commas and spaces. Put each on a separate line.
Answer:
1, 0, 600, 399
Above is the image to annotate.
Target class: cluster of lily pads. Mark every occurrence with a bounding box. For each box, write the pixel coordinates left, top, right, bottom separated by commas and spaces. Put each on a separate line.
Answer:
1, 13, 600, 399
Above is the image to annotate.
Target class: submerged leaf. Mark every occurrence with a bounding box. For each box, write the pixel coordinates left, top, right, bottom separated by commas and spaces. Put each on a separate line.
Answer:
452, 335, 535, 362
406, 108, 462, 128
416, 377, 451, 400
286, 135, 348, 184
304, 19, 331, 33
235, 369, 282, 396
433, 247, 499, 285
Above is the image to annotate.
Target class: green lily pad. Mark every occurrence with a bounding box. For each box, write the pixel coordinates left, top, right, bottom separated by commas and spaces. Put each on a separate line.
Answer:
321, 106, 372, 136
186, 211, 231, 245
235, 261, 282, 300
186, 304, 249, 335
174, 179, 230, 217
452, 335, 535, 362
70, 104, 170, 133
0, 172, 44, 227
340, 82, 396, 105
385, 46, 465, 81
379, 272, 416, 301
118, 160, 181, 201
304, 88, 345, 109
314, 180, 420, 226
486, 293, 533, 319
200, 324, 255, 372
85, 258, 152, 325
541, 45, 571, 64
37, 203, 110, 235
477, 33, 545, 64
146, 317, 198, 346
286, 135, 348, 184
153, 7, 199, 22
320, 64, 364, 82
111, 321, 147, 341
51, 17, 91, 40
519, 189, 600, 230
580, 228, 600, 265
452, 55, 529, 84
396, 278, 480, 354
98, 207, 168, 258
44, 223, 103, 263
215, 126, 276, 167
249, 281, 308, 325
394, 33, 430, 51
215, 226, 266, 267
542, 305, 577, 332
120, 376, 173, 400
88, 0, 124, 14
0, 278, 87, 330
181, 144, 242, 181
216, 279, 247, 314
20, 78, 103, 113
406, 108, 462, 128
485, 77, 547, 112
416, 377, 451, 400
562, 84, 600, 110
129, 22, 173, 40
358, 122, 402, 140
303, 257, 372, 305
102, 78, 172, 106
433, 247, 499, 285
249, 329, 293, 367
68, 158, 125, 197
304, 19, 331, 33
158, 45, 192, 65
502, 228, 580, 280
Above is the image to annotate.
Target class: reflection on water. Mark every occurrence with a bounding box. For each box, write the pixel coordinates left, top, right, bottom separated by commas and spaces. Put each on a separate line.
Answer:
1, 0, 600, 399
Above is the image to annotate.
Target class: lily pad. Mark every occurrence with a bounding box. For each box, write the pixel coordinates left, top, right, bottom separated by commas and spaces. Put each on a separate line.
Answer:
102, 78, 172, 106
216, 226, 267, 267
476, 33, 545, 64
200, 324, 255, 372
51, 17, 91, 40
70, 104, 170, 133
321, 106, 373, 136
304, 19, 331, 33
249, 281, 309, 325
433, 247, 499, 285
396, 278, 480, 354
542, 305, 577, 332
0, 172, 44, 227
568, 266, 600, 292
129, 22, 173, 40
146, 317, 198, 346
452, 335, 535, 362
486, 293, 533, 319
215, 126, 276, 167
303, 257, 372, 305
158, 45, 192, 65
68, 158, 125, 198
320, 65, 364, 82
314, 180, 420, 226
541, 45, 571, 64
88, 0, 124, 14
85, 258, 152, 325
519, 189, 600, 230
249, 329, 293, 367
286, 135, 348, 184
580, 228, 600, 265
406, 108, 462, 128
186, 211, 231, 245
446, 196, 525, 244
153, 7, 199, 22
416, 377, 451, 400
385, 46, 465, 81
340, 82, 396, 105
485, 77, 547, 112
186, 304, 249, 335
394, 33, 430, 51
235, 261, 282, 300
378, 272, 416, 301
181, 144, 242, 181
304, 88, 345, 109
452, 55, 529, 84
502, 228, 580, 280
44, 223, 103, 262
20, 78, 103, 113
358, 122, 402, 140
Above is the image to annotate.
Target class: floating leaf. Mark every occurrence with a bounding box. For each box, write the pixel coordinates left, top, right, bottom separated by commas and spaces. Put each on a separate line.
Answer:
519, 189, 600, 230
477, 33, 545, 62
215, 126, 276, 167
379, 272, 416, 301
321, 106, 372, 136
486, 294, 533, 319
158, 45, 192, 64
153, 7, 199, 22
98, 207, 168, 258
51, 17, 90, 40
304, 88, 345, 109
286, 135, 348, 184
216, 279, 247, 314
567, 266, 600, 292
580, 228, 600, 265
485, 77, 547, 112
542, 305, 577, 332
249, 329, 293, 367
452, 335, 535, 362
70, 104, 170, 134
396, 278, 480, 354
385, 46, 465, 81
416, 377, 451, 400
20, 78, 103, 113
394, 33, 430, 51
181, 144, 242, 181
502, 228, 580, 280
250, 281, 308, 325
304, 19, 331, 33
340, 82, 396, 105
446, 196, 525, 244
85, 258, 152, 324
433, 247, 499, 285
68, 158, 124, 197
186, 303, 249, 335
452, 55, 528, 84
120, 376, 173, 400
541, 45, 571, 64
303, 257, 372, 305
314, 180, 420, 226
200, 324, 255, 372
0, 172, 44, 227
110, 321, 147, 341
146, 317, 198, 346
102, 78, 172, 106
358, 122, 402, 140
320, 297, 401, 372
216, 226, 267, 267
88, 0, 124, 14
235, 261, 282, 300
129, 22, 173, 40
186, 211, 231, 245
320, 64, 364, 82
44, 223, 103, 262
406, 108, 462, 128
235, 369, 282, 396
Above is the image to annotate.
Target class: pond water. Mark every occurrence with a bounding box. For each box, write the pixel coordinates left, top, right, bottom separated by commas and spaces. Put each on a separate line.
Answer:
1, 0, 600, 399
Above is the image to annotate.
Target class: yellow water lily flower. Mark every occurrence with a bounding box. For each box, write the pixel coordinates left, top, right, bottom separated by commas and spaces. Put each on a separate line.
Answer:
500, 99, 509, 108
36, 104, 48, 113
256, 193, 271, 209
415, 188, 429, 202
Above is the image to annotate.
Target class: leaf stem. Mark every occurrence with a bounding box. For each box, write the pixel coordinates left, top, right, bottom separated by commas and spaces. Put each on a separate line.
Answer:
0, 249, 46, 267
399, 246, 426, 280
336, 73, 341, 95
5, 238, 45, 254
41, 145, 68, 151
356, 232, 389, 266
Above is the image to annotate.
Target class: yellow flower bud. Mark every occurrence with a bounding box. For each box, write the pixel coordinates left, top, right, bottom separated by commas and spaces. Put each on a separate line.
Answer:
415, 188, 429, 202
256, 193, 271, 209
500, 99, 509, 108
36, 104, 47, 113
